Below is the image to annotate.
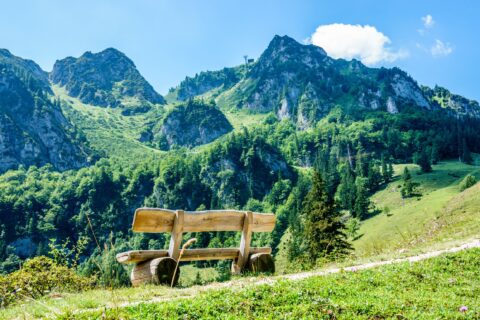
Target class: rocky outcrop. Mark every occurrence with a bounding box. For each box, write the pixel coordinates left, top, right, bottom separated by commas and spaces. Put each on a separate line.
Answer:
422, 85, 480, 118
170, 66, 242, 101
50, 48, 165, 114
0, 50, 89, 172
154, 100, 233, 150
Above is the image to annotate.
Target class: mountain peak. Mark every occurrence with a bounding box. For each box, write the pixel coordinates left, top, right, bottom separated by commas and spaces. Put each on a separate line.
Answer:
51, 48, 165, 110
266, 35, 327, 56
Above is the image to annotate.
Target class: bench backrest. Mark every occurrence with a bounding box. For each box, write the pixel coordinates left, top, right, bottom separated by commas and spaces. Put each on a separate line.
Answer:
132, 208, 275, 233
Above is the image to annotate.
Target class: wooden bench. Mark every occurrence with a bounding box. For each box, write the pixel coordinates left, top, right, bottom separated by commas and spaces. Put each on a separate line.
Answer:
116, 208, 276, 286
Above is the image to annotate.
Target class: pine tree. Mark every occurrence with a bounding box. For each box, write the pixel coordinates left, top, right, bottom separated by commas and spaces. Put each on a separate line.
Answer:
417, 149, 432, 173
353, 177, 370, 219
337, 163, 356, 212
302, 170, 351, 262
461, 138, 473, 164
400, 167, 419, 198
387, 162, 394, 182
381, 155, 389, 183
367, 162, 382, 191
430, 143, 440, 164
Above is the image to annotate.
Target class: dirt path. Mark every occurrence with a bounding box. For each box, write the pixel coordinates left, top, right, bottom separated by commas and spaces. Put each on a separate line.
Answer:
115, 238, 480, 309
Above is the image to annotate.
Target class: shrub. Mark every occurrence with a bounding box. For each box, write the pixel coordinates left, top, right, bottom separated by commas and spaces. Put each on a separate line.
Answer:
459, 174, 477, 191
0, 256, 94, 308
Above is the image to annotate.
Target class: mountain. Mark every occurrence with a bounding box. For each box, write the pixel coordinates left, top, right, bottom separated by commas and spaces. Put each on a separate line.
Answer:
50, 48, 165, 115
153, 100, 233, 150
171, 35, 480, 129
0, 49, 89, 172
166, 66, 243, 102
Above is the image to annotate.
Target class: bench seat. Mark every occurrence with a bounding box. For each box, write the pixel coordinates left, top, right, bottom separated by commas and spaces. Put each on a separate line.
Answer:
117, 247, 272, 264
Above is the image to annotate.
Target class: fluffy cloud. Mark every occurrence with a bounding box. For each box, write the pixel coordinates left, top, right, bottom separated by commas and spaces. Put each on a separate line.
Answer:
431, 39, 453, 56
422, 15, 435, 28
309, 23, 408, 65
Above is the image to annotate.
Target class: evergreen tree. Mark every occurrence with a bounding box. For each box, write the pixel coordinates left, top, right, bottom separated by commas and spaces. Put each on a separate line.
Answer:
461, 138, 473, 164
416, 149, 432, 173
400, 167, 419, 198
430, 143, 440, 164
336, 163, 356, 212
367, 162, 382, 191
353, 177, 370, 219
381, 155, 389, 183
387, 162, 394, 182
302, 170, 351, 262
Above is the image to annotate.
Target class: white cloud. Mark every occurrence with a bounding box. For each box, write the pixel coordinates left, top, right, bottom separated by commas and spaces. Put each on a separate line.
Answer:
431, 39, 453, 56
422, 14, 435, 28
309, 23, 408, 65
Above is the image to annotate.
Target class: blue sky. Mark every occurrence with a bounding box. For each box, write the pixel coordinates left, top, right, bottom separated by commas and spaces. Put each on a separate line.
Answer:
0, 0, 478, 100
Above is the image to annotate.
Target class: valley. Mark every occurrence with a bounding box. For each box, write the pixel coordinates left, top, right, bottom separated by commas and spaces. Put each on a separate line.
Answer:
0, 31, 479, 319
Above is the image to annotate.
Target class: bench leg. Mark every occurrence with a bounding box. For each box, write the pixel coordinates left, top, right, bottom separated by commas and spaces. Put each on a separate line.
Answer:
131, 257, 179, 287
247, 253, 275, 274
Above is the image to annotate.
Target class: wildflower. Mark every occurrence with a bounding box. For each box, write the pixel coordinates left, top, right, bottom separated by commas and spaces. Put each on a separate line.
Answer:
459, 306, 468, 312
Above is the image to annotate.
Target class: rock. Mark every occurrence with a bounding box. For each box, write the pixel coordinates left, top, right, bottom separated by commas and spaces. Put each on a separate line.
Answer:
154, 100, 233, 150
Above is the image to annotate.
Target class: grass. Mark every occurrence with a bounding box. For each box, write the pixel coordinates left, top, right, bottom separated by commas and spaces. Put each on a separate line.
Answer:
53, 85, 163, 160
63, 248, 480, 319
0, 264, 219, 319
353, 160, 480, 259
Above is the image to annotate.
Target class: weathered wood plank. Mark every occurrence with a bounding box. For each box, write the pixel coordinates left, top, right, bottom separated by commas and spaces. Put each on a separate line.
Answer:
117, 247, 272, 264
168, 210, 184, 261
132, 208, 175, 233
132, 208, 275, 233
116, 250, 169, 264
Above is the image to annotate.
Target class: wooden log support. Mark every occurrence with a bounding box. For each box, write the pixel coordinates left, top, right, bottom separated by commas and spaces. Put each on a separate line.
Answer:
168, 210, 184, 261
247, 253, 275, 274
232, 211, 253, 274
130, 257, 178, 287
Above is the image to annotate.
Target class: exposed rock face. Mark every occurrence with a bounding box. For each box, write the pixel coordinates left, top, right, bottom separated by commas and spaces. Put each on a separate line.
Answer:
154, 100, 233, 150
51, 48, 165, 114
391, 74, 430, 109
386, 97, 398, 114
0, 50, 89, 172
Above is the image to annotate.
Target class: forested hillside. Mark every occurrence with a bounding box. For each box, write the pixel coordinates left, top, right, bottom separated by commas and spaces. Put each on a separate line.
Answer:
0, 34, 479, 288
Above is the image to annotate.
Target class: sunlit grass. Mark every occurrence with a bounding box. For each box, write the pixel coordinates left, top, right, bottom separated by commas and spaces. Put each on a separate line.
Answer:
354, 160, 480, 257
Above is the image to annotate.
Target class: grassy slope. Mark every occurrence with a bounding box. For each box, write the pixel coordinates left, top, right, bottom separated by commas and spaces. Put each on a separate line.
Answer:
61, 248, 480, 319
55, 85, 264, 160
354, 160, 480, 259
53, 85, 163, 160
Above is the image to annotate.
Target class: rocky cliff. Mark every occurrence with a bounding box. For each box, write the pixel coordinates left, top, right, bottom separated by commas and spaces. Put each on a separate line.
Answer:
0, 49, 89, 172
153, 99, 233, 150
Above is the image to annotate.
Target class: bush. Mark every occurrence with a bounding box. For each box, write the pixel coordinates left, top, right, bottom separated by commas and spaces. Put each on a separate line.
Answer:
459, 174, 477, 191
0, 256, 94, 308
